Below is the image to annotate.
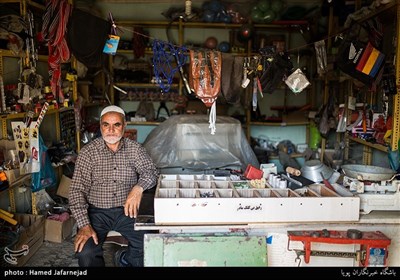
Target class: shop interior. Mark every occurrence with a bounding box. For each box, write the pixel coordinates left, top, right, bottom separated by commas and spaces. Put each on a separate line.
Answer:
0, 0, 399, 268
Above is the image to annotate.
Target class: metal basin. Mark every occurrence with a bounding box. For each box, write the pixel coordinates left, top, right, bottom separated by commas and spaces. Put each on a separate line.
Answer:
300, 160, 334, 183
341, 164, 396, 181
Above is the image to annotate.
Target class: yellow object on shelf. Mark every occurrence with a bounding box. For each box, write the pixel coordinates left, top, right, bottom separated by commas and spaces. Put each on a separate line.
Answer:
0, 209, 18, 225
0, 208, 14, 218
384, 129, 392, 144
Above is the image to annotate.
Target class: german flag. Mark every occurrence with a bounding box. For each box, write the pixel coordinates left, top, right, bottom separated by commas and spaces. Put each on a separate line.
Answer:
356, 42, 385, 78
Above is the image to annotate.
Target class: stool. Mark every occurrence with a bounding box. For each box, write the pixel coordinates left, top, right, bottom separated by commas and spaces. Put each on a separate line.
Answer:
104, 231, 128, 247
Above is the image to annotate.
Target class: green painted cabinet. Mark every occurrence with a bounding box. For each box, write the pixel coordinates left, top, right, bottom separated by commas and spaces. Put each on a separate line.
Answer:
144, 234, 267, 267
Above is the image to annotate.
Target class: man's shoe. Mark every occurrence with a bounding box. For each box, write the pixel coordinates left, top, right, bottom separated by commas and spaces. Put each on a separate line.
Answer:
114, 248, 130, 267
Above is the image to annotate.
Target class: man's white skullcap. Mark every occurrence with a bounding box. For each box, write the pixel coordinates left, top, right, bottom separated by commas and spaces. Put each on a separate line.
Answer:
100, 105, 125, 117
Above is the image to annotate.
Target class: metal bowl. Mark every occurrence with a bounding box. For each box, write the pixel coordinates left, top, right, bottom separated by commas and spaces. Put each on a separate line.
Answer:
341, 164, 396, 181
300, 160, 334, 183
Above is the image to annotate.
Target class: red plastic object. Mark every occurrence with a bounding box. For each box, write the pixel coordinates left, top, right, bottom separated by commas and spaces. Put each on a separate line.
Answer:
244, 164, 263, 180
287, 230, 391, 266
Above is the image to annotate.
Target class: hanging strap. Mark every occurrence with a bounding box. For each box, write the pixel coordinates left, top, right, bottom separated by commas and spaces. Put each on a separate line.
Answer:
208, 101, 216, 135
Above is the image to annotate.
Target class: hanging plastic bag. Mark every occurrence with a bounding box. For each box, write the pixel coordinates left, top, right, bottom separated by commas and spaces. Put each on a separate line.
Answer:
31, 135, 57, 192
314, 40, 327, 77
285, 68, 310, 94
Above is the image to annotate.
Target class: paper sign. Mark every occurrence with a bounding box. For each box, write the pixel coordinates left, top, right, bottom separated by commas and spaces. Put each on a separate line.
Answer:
11, 121, 40, 174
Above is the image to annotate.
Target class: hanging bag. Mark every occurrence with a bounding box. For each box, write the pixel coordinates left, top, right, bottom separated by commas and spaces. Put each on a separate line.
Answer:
189, 50, 221, 106
189, 50, 222, 134
32, 135, 57, 192
336, 19, 385, 86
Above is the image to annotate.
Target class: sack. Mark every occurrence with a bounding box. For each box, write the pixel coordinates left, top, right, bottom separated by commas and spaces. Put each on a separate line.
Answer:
67, 9, 111, 68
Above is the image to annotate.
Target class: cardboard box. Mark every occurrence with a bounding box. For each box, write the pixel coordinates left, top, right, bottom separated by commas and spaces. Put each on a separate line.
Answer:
56, 175, 71, 199
12, 213, 44, 267
4, 169, 21, 184
44, 216, 76, 243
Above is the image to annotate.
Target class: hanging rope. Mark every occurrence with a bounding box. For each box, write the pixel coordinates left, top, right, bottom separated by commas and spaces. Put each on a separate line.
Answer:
41, 0, 72, 103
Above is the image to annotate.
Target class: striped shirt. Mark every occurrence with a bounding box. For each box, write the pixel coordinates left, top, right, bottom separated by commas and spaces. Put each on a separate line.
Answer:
69, 137, 159, 228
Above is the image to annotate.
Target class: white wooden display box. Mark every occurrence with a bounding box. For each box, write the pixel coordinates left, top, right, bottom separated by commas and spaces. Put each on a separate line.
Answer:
154, 176, 360, 225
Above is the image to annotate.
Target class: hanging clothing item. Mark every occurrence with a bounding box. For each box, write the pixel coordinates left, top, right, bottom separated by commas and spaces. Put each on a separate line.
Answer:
132, 27, 146, 59
258, 47, 293, 94
220, 53, 245, 106
189, 50, 222, 134
66, 8, 110, 68
41, 0, 72, 102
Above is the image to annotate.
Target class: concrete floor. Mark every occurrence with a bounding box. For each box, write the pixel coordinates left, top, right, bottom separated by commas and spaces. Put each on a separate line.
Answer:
24, 189, 154, 267
25, 237, 121, 267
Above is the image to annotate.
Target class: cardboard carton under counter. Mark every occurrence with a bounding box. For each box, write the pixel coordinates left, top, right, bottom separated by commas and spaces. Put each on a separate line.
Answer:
45, 175, 76, 243
44, 215, 76, 243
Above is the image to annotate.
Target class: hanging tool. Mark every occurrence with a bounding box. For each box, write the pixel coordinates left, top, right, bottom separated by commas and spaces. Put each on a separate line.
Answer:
173, 46, 193, 95
156, 101, 170, 120
320, 172, 336, 193
362, 92, 368, 133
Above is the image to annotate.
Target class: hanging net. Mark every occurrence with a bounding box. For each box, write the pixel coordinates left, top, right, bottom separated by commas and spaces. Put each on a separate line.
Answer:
152, 40, 187, 93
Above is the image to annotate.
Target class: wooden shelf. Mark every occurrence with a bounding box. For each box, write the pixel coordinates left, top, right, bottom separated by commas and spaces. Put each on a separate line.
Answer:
269, 153, 304, 160
114, 82, 178, 89
116, 20, 309, 31
116, 20, 179, 28
348, 136, 388, 153
0, 107, 72, 120
250, 121, 309, 126
0, 49, 48, 63
116, 49, 153, 55
0, 173, 30, 196
127, 121, 160, 125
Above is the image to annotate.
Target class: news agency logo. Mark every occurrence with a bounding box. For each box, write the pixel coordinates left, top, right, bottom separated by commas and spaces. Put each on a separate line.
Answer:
3, 245, 29, 265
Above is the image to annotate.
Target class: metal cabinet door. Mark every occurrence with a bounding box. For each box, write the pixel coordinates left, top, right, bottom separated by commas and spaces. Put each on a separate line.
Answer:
144, 233, 267, 267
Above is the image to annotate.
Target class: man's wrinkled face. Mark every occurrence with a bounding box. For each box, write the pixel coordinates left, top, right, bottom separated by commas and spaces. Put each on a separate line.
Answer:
100, 112, 125, 145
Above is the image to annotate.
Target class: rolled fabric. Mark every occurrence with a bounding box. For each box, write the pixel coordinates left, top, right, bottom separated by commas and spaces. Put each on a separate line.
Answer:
286, 166, 301, 176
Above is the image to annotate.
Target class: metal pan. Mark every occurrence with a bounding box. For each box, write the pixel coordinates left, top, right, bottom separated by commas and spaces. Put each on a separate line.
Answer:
341, 164, 397, 181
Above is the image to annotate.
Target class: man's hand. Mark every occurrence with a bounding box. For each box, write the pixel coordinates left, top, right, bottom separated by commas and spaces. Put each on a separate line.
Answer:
74, 225, 98, 253
124, 185, 144, 218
